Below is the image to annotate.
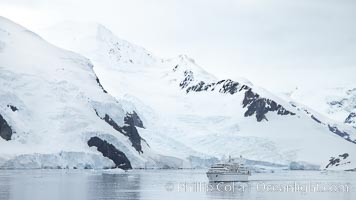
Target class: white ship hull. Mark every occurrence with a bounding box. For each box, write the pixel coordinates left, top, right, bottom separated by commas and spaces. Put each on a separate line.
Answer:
207, 172, 249, 182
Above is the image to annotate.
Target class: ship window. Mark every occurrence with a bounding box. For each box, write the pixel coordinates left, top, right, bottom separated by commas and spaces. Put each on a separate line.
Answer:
216, 175, 218, 177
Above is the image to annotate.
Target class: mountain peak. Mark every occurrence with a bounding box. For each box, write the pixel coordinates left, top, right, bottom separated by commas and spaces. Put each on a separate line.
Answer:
33, 18, 356, 170
0, 16, 149, 169
177, 54, 196, 63
42, 21, 156, 69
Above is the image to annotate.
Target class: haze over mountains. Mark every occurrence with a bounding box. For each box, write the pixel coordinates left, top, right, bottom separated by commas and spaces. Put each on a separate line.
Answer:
0, 17, 355, 170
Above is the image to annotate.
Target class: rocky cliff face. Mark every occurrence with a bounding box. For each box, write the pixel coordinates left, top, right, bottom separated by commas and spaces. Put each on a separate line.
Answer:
345, 112, 356, 127
242, 89, 295, 122
88, 136, 132, 170
95, 110, 144, 153
179, 69, 295, 122
0, 114, 12, 141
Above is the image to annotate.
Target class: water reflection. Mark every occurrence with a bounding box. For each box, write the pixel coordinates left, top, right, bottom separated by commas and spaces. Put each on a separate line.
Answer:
0, 170, 354, 200
0, 170, 88, 200
87, 172, 141, 200
206, 182, 250, 200
0, 175, 10, 200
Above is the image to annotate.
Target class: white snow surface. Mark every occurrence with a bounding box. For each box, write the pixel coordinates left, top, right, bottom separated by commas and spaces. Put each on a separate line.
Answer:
1, 18, 356, 170
0, 17, 169, 169
287, 87, 356, 127
39, 21, 356, 170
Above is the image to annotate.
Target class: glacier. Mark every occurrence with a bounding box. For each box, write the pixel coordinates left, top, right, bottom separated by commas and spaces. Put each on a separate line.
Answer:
0, 16, 175, 170
0, 17, 356, 170
39, 21, 356, 170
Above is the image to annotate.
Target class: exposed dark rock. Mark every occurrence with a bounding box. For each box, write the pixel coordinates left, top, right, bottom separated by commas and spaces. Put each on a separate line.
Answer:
329, 100, 343, 107
216, 80, 225, 84
326, 157, 341, 168
181, 71, 295, 122
242, 89, 295, 122
328, 125, 356, 144
180, 70, 355, 143
298, 108, 355, 145
340, 153, 349, 159
102, 114, 121, 131
325, 153, 350, 168
218, 79, 240, 94
239, 84, 250, 91
179, 70, 194, 89
185, 79, 244, 94
192, 81, 206, 92
121, 113, 144, 152
242, 89, 259, 107
95, 109, 144, 153
311, 115, 322, 124
345, 112, 356, 124
95, 76, 108, 93
244, 99, 268, 121
103, 114, 143, 153
186, 81, 205, 92
173, 65, 178, 72
0, 114, 12, 141
7, 105, 18, 112
87, 136, 132, 170
186, 81, 218, 93
125, 111, 144, 128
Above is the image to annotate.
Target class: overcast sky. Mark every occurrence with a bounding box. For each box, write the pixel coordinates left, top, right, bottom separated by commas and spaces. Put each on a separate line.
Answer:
1, 0, 355, 92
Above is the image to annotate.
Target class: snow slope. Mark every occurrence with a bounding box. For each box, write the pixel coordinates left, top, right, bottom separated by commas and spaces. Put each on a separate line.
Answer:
0, 17, 173, 169
40, 22, 356, 170
288, 87, 356, 128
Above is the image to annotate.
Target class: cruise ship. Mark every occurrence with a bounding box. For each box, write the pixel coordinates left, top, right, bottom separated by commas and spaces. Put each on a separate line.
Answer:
206, 156, 251, 182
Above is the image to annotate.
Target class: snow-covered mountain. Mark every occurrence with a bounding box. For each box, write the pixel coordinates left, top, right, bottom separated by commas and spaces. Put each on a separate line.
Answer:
288, 87, 356, 127
0, 17, 177, 169
40, 22, 356, 170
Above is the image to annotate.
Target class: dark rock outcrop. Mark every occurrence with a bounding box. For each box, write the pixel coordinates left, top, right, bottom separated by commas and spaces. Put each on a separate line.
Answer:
311, 115, 322, 124
326, 157, 341, 168
120, 113, 144, 152
103, 114, 143, 153
87, 136, 132, 170
178, 69, 295, 122
179, 70, 194, 89
7, 105, 18, 112
173, 65, 178, 72
186, 81, 209, 92
125, 111, 144, 128
345, 112, 356, 125
339, 153, 349, 159
95, 110, 144, 153
328, 125, 356, 144
219, 79, 240, 94
177, 66, 355, 143
325, 153, 350, 168
185, 79, 242, 94
242, 89, 295, 122
297, 107, 356, 145
0, 114, 12, 141
95, 76, 108, 93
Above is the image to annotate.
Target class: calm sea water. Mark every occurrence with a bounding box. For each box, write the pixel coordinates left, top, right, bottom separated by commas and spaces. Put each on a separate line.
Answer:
0, 169, 355, 200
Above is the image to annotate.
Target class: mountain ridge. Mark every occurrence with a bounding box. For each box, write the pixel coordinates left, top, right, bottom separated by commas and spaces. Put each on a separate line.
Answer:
1, 17, 355, 170
40, 21, 356, 170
